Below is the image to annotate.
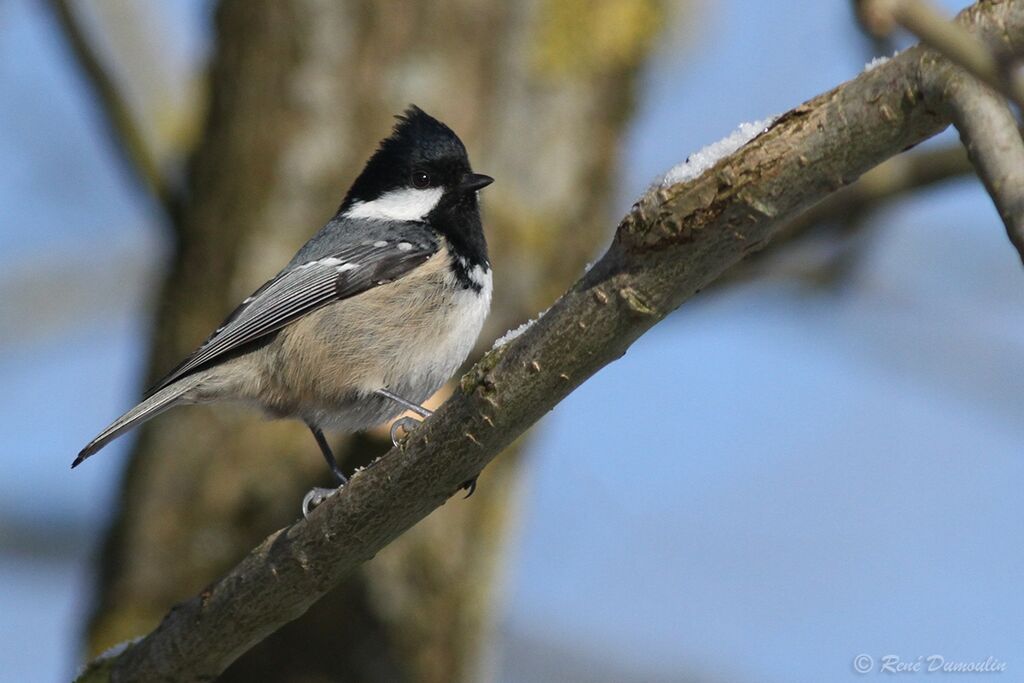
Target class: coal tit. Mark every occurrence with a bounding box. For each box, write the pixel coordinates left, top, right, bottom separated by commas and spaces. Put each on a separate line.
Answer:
75, 106, 494, 513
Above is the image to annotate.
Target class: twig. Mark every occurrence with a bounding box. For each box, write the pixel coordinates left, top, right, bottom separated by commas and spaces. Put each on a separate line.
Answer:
46, 0, 175, 215
853, 0, 897, 53
74, 2, 1024, 681
857, 0, 1024, 111
947, 73, 1024, 263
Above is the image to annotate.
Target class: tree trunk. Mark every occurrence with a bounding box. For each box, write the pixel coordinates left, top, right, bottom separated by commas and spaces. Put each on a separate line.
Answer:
84, 1, 667, 680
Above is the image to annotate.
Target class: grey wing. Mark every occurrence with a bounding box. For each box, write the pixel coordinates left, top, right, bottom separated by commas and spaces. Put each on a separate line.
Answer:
148, 235, 438, 394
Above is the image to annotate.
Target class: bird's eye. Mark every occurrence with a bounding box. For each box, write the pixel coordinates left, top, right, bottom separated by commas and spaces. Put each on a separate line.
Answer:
412, 171, 431, 189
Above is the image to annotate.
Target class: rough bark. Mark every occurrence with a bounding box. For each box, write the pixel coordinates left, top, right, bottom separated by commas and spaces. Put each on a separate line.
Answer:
73, 1, 1024, 681
83, 1, 666, 682
725, 142, 970, 283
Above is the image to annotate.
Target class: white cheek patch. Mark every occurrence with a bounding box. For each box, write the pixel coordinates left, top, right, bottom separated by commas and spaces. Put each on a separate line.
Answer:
344, 187, 444, 222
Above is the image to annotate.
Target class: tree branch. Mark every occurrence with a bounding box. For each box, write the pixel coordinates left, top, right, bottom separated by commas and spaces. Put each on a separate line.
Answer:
858, 0, 1024, 111
728, 142, 971, 281
947, 73, 1024, 263
46, 0, 176, 216
76, 1, 1024, 681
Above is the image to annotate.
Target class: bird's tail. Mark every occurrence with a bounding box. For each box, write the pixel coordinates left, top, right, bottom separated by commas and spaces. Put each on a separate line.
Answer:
73, 375, 202, 468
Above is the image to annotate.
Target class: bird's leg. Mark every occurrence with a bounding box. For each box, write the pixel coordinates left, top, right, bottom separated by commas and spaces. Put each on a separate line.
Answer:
376, 388, 433, 447
375, 389, 478, 497
302, 422, 347, 518
309, 423, 347, 484
376, 388, 432, 418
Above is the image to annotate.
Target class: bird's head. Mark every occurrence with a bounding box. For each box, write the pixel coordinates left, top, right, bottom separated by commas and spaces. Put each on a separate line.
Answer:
340, 105, 493, 224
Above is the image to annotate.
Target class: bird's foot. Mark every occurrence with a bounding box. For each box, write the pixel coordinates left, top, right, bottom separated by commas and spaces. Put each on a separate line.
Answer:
302, 486, 341, 519
389, 415, 424, 448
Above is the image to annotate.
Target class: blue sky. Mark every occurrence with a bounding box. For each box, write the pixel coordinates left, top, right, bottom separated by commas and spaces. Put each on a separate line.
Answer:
0, 1, 1020, 682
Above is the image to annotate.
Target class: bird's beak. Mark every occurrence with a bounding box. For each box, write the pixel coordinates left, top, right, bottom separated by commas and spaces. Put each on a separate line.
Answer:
460, 173, 494, 192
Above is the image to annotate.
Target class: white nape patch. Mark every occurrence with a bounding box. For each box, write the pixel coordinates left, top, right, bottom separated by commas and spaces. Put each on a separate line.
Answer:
661, 116, 777, 187
492, 307, 548, 350
397, 241, 413, 251
344, 187, 444, 222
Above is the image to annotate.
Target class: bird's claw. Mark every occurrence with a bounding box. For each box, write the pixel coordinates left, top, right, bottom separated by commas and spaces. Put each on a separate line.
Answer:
460, 476, 478, 498
302, 486, 341, 519
389, 416, 423, 448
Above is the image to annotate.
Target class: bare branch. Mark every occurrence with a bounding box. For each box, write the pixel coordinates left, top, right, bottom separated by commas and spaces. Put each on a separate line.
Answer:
947, 73, 1024, 263
46, 0, 176, 216
734, 143, 971, 276
858, 0, 1024, 111
74, 2, 1024, 681
719, 143, 971, 287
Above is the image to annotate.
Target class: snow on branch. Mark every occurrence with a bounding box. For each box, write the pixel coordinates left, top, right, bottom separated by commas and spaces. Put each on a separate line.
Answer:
661, 118, 776, 187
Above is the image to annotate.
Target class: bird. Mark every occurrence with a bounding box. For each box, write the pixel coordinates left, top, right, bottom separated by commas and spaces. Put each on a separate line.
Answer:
74, 105, 494, 516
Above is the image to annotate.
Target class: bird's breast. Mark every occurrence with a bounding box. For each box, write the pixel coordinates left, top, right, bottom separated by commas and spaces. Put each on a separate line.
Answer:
268, 245, 492, 421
